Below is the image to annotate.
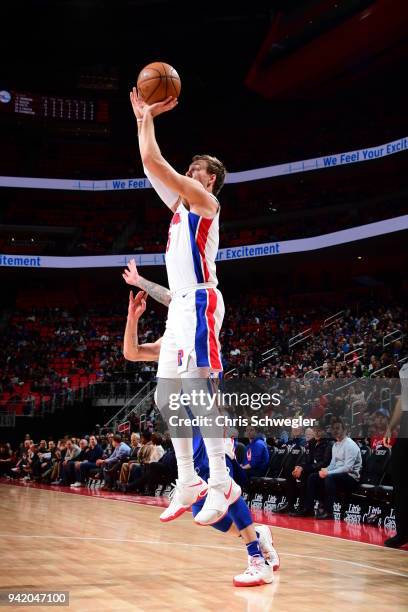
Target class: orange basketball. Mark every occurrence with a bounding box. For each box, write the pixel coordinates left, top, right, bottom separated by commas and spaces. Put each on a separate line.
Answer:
137, 62, 181, 104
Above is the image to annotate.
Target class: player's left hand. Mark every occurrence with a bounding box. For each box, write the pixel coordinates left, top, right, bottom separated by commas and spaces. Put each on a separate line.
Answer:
319, 468, 328, 479
128, 290, 147, 320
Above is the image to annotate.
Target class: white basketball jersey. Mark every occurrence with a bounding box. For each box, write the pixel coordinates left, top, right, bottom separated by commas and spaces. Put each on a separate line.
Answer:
165, 200, 220, 293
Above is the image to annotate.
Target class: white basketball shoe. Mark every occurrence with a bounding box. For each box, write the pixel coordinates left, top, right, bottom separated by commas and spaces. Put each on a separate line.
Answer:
255, 524, 280, 571
159, 476, 208, 523
193, 476, 241, 525
233, 556, 274, 587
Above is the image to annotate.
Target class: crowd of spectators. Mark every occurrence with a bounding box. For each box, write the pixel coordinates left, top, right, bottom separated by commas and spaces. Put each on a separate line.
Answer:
1, 430, 175, 495
1, 300, 406, 419
0, 413, 395, 525
0, 304, 163, 415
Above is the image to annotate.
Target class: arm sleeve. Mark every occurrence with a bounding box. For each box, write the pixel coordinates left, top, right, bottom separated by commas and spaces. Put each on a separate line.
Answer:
144, 166, 179, 210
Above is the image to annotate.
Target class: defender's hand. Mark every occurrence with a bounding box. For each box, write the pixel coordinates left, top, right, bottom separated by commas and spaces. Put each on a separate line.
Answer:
128, 290, 147, 320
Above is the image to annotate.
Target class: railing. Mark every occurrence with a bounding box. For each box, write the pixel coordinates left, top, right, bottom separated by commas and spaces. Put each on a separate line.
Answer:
91, 381, 148, 402
343, 346, 363, 364
321, 311, 344, 329
370, 364, 394, 378
104, 382, 152, 428
383, 330, 404, 348
288, 328, 312, 350
260, 346, 280, 363
125, 387, 156, 424
304, 365, 324, 380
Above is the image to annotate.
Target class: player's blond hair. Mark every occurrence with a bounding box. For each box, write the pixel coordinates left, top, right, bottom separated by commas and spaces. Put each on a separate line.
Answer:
192, 154, 226, 196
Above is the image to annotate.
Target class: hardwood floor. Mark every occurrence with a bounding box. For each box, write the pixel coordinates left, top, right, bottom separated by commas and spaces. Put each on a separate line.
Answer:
0, 485, 407, 611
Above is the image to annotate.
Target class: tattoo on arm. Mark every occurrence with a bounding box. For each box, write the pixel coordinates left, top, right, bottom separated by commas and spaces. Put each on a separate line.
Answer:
138, 277, 171, 307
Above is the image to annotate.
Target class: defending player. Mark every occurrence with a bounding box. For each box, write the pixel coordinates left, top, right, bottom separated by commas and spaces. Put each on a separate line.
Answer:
129, 89, 238, 526
123, 288, 280, 586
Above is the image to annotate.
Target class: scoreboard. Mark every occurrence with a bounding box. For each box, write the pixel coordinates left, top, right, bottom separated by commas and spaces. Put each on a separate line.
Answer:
0, 89, 109, 123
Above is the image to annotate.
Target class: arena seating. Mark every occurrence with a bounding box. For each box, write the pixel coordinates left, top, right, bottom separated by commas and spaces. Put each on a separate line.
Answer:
0, 299, 406, 417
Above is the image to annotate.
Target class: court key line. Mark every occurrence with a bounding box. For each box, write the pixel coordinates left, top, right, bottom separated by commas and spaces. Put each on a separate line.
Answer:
0, 533, 407, 579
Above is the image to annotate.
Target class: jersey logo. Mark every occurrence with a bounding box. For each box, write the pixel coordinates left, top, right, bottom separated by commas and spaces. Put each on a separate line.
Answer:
177, 349, 184, 367
171, 212, 181, 225
166, 213, 181, 252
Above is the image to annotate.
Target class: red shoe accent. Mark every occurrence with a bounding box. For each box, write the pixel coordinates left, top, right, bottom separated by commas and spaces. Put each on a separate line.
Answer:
233, 578, 266, 587
160, 505, 188, 523
195, 486, 241, 526
160, 486, 208, 523
224, 481, 233, 500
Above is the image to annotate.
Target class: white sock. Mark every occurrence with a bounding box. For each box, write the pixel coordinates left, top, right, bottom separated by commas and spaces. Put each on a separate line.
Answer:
171, 437, 196, 483
204, 438, 229, 483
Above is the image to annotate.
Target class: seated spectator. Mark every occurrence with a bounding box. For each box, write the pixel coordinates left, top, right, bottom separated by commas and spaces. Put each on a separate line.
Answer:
52, 438, 80, 485
240, 426, 270, 478
70, 436, 103, 487
38, 439, 48, 453
298, 418, 362, 519
39, 440, 57, 482
126, 430, 156, 485
121, 447, 177, 495
162, 431, 173, 452
10, 439, 32, 478
150, 432, 165, 462
288, 426, 306, 449
49, 440, 67, 483
119, 432, 142, 484
278, 424, 332, 515
0, 443, 13, 476
21, 444, 42, 481
97, 434, 131, 491
304, 427, 314, 442
370, 408, 397, 449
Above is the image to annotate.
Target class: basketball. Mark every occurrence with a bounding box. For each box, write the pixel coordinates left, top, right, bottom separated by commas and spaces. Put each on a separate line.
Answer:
137, 62, 181, 104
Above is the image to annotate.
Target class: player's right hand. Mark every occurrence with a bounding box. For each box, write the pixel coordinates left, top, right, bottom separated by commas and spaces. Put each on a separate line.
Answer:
122, 258, 141, 287
130, 87, 177, 120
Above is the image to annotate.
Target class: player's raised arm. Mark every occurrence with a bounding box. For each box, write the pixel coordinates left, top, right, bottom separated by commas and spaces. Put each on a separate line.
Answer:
123, 290, 162, 362
130, 88, 179, 212
122, 258, 171, 307
130, 88, 218, 217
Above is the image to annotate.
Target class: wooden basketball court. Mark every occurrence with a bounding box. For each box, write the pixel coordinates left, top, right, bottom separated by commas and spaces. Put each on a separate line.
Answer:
0, 484, 407, 611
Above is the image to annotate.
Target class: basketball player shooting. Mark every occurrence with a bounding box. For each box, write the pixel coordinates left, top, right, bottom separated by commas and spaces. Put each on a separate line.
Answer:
129, 87, 241, 526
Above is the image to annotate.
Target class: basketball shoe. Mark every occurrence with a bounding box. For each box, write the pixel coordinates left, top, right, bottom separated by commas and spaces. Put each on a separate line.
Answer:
255, 525, 280, 571
159, 476, 208, 522
233, 556, 274, 587
193, 475, 241, 525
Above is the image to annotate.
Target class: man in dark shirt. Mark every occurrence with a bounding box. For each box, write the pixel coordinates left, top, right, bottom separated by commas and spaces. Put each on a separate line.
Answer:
277, 424, 332, 515
70, 435, 103, 488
